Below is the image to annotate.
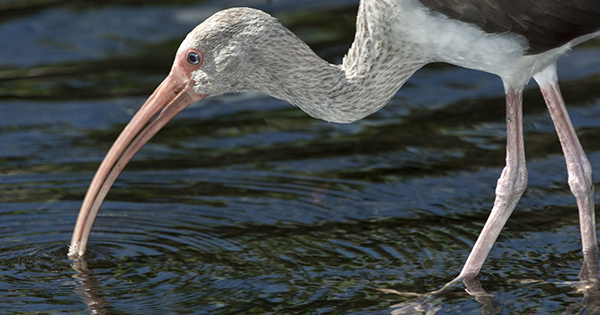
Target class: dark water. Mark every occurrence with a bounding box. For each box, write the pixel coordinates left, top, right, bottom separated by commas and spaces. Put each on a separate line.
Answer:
2, 0, 600, 314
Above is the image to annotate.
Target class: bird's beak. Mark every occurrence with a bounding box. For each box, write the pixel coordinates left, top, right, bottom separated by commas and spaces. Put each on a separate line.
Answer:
69, 65, 207, 258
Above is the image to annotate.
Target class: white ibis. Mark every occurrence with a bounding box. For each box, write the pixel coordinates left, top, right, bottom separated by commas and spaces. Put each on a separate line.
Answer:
69, 0, 600, 283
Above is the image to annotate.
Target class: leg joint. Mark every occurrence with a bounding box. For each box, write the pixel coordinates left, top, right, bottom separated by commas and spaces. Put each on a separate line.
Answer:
566, 156, 593, 199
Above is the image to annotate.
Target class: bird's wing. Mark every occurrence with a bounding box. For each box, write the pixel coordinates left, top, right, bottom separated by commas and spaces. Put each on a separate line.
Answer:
417, 0, 600, 54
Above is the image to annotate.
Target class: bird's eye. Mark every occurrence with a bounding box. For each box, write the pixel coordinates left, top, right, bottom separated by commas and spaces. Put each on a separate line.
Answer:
187, 51, 201, 65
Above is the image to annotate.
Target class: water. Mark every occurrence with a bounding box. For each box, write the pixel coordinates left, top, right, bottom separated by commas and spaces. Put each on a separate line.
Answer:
1, 0, 600, 314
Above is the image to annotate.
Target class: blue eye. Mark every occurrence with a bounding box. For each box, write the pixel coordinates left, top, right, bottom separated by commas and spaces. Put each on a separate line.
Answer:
187, 51, 201, 65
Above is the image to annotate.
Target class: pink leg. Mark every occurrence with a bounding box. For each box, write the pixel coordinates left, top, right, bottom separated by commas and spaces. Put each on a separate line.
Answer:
454, 87, 528, 281
534, 65, 598, 257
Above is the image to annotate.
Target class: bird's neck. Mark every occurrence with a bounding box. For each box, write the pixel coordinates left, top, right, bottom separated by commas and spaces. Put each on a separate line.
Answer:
255, 1, 426, 123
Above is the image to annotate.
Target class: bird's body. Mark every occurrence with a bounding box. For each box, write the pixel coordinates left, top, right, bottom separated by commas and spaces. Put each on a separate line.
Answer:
180, 0, 600, 121
70, 0, 600, 286
420, 0, 600, 55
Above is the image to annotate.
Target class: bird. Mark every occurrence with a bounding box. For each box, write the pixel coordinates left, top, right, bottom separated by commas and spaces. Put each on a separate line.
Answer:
69, 0, 600, 284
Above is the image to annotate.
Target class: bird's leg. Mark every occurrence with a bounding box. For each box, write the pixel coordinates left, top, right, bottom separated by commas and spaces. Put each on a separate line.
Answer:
534, 65, 598, 267
454, 87, 528, 282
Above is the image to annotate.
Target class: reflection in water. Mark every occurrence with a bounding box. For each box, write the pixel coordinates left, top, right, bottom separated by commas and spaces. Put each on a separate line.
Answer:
71, 258, 109, 315
571, 251, 600, 315
388, 252, 600, 315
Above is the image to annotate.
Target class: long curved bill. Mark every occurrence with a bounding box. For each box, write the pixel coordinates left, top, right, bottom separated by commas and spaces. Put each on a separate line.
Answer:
69, 66, 206, 258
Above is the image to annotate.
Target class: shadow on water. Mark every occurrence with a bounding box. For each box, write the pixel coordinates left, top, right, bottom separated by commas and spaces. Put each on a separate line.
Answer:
2, 0, 600, 314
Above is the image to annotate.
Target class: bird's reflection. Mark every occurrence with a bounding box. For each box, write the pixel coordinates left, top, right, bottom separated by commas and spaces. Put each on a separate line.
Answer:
68, 247, 600, 314
71, 257, 110, 315
566, 250, 600, 314
386, 251, 600, 315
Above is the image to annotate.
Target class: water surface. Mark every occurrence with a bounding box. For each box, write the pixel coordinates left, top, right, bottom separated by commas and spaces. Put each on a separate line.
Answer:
2, 0, 600, 314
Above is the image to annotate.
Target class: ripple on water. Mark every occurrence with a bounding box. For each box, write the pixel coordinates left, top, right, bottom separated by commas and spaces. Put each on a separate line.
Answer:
0, 167, 478, 312
2, 140, 599, 313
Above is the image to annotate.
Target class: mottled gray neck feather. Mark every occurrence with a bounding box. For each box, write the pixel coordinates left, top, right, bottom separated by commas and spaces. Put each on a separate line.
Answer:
242, 3, 426, 123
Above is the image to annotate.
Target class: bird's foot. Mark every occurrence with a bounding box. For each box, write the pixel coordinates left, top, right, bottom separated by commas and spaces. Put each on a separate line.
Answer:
380, 280, 468, 315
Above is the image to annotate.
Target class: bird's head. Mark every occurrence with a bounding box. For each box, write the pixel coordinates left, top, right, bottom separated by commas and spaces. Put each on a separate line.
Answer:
69, 7, 293, 258
174, 7, 298, 97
